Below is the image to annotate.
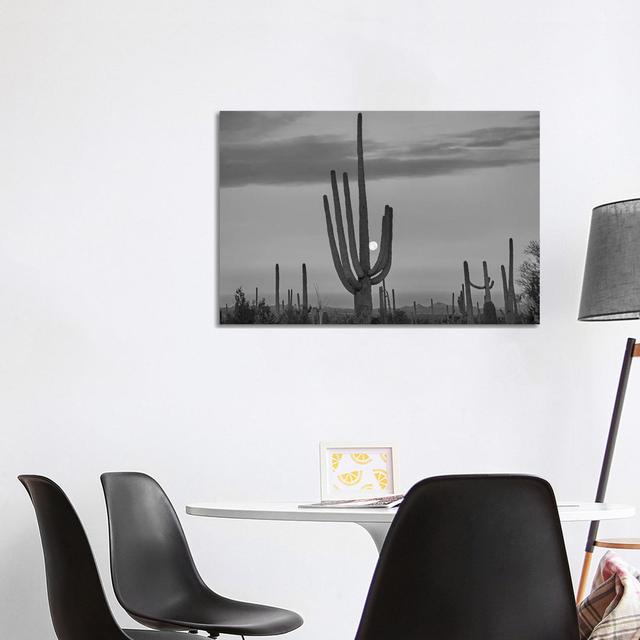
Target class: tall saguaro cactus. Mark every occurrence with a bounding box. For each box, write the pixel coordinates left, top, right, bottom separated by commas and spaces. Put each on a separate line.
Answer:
323, 113, 394, 322
275, 264, 280, 313
463, 262, 475, 324
302, 263, 308, 312
500, 238, 519, 323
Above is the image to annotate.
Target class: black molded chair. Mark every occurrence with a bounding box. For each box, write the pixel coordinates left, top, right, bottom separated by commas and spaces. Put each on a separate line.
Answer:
19, 475, 185, 640
355, 475, 580, 640
101, 472, 303, 638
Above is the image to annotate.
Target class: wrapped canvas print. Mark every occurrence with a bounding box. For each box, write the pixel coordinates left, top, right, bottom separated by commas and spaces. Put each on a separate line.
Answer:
219, 111, 539, 325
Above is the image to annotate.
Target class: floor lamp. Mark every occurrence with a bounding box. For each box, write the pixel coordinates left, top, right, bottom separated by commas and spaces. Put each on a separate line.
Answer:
576, 198, 640, 603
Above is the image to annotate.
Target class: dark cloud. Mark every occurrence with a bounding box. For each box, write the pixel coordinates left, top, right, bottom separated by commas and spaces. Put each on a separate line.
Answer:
220, 122, 539, 187
219, 112, 304, 143
463, 125, 540, 148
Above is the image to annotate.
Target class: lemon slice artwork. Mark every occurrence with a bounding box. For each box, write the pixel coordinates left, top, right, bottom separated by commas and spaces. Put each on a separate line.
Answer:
373, 468, 389, 491
350, 453, 372, 465
331, 453, 343, 471
338, 470, 363, 486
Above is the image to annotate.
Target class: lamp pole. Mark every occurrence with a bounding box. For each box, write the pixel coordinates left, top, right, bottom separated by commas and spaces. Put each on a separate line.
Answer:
576, 337, 638, 602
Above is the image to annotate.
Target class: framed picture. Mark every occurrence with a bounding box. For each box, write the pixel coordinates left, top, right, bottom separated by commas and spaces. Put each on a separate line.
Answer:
319, 442, 397, 501
219, 111, 539, 325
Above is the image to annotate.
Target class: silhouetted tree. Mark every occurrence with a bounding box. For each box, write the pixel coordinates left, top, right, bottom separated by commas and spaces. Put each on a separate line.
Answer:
518, 240, 540, 321
232, 287, 254, 324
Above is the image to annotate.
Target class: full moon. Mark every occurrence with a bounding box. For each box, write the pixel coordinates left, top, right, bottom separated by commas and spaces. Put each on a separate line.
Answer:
369, 241, 378, 251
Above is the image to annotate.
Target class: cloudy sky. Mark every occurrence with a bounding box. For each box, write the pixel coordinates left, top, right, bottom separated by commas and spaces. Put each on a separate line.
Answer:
219, 111, 539, 309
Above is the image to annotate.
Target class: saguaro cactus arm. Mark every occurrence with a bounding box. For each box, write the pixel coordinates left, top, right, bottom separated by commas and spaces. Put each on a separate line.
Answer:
342, 173, 365, 278
469, 278, 494, 290
323, 195, 357, 295
370, 206, 393, 275
370, 207, 393, 285
330, 171, 359, 288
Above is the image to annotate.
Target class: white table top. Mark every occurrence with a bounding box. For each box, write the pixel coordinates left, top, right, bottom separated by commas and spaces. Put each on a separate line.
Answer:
186, 501, 636, 524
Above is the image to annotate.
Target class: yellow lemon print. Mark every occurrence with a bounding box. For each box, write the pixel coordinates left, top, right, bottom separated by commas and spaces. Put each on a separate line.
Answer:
362, 483, 374, 491
338, 470, 363, 486
373, 469, 388, 490
351, 453, 372, 465
380, 452, 388, 463
331, 453, 343, 471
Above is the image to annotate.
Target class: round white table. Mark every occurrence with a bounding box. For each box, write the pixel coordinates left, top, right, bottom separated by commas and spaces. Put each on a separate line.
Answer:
186, 501, 636, 553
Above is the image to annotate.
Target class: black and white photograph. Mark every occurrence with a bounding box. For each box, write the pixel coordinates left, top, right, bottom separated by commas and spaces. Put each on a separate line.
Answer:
219, 111, 540, 325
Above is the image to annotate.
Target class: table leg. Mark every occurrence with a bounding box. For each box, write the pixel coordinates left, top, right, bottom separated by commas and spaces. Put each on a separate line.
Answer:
357, 523, 391, 553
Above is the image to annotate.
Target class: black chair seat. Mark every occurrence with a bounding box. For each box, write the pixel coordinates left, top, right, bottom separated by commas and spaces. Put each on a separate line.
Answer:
133, 595, 303, 636
124, 632, 189, 640
101, 472, 302, 637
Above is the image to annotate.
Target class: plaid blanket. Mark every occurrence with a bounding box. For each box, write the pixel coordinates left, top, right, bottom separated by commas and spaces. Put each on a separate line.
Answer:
578, 551, 640, 639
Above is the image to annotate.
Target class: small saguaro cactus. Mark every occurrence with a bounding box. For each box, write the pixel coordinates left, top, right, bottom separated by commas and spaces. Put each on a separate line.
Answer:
457, 284, 466, 316
255, 287, 259, 307
323, 113, 394, 323
275, 264, 280, 313
392, 288, 396, 313
378, 286, 386, 323
430, 298, 434, 316
413, 301, 417, 324
382, 280, 389, 314
302, 263, 308, 313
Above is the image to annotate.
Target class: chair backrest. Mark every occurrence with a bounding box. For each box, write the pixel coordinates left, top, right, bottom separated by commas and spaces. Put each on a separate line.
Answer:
100, 472, 207, 618
355, 475, 579, 640
19, 475, 128, 640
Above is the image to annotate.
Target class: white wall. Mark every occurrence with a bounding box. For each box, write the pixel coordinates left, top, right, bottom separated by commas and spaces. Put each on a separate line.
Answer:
2, 1, 640, 638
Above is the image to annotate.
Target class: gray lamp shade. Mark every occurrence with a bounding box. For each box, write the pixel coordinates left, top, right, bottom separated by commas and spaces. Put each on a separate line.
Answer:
579, 198, 640, 321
